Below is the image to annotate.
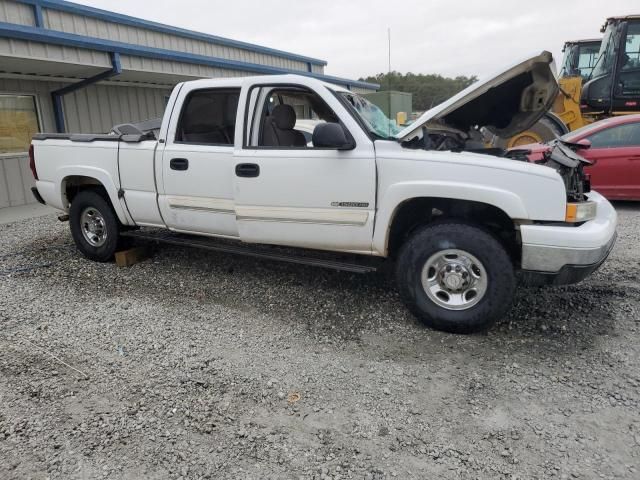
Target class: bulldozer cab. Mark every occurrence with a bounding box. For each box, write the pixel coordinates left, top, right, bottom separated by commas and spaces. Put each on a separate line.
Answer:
582, 15, 640, 114
559, 39, 601, 80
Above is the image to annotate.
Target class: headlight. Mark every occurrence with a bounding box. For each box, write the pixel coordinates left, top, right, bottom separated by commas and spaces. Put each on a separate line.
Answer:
565, 201, 597, 223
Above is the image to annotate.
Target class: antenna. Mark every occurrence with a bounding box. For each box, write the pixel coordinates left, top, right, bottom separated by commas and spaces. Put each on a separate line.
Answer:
388, 27, 391, 137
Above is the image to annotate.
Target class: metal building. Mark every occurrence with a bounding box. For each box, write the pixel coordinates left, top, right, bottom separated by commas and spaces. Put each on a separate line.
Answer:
0, 0, 378, 209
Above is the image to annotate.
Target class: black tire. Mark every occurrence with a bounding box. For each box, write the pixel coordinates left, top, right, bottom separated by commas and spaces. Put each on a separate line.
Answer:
69, 189, 120, 262
395, 221, 515, 334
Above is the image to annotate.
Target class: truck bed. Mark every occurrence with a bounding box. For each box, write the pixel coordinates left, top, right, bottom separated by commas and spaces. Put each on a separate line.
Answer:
33, 117, 162, 143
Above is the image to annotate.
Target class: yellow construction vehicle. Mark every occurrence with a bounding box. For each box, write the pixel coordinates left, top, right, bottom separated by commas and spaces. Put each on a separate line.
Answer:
502, 15, 640, 147
552, 39, 601, 130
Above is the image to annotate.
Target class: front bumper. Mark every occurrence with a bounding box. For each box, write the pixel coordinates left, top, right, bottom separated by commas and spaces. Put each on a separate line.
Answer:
519, 191, 617, 286
519, 233, 616, 286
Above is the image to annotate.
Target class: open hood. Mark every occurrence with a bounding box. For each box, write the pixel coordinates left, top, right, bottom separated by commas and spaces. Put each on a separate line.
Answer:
395, 51, 558, 142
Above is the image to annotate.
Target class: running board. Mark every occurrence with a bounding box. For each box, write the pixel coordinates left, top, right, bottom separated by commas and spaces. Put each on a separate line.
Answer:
121, 229, 379, 274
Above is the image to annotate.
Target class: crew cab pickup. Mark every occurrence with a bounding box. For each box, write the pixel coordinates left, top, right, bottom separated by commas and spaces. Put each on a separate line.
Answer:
30, 51, 617, 334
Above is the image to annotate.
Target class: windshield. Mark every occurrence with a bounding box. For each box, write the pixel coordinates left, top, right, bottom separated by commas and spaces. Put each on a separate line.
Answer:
560, 44, 579, 77
337, 91, 402, 139
561, 43, 600, 79
591, 23, 620, 79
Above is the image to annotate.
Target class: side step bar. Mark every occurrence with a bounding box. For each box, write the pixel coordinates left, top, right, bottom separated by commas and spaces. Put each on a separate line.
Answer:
121, 229, 379, 274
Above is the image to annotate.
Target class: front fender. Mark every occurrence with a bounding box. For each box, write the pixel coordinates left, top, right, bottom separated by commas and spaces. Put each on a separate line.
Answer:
372, 181, 529, 255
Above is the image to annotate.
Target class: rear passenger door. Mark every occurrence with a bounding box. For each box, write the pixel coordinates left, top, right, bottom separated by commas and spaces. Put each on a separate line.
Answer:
158, 86, 240, 237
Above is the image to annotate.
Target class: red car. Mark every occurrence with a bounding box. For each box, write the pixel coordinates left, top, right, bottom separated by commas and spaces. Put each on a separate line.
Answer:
519, 114, 640, 201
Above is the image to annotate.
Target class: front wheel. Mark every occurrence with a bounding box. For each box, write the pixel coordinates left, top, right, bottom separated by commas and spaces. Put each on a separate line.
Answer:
396, 221, 516, 334
69, 190, 121, 262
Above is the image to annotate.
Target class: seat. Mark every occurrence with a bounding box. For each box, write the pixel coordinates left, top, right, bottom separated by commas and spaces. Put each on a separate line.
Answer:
262, 104, 307, 147
181, 100, 230, 144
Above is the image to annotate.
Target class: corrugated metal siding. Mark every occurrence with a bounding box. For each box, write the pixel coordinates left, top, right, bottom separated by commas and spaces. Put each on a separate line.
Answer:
0, 37, 111, 68
0, 0, 34, 26
119, 55, 252, 80
0, 75, 170, 135
43, 9, 311, 73
0, 77, 58, 207
0, 76, 170, 206
0, 153, 32, 207
62, 83, 171, 134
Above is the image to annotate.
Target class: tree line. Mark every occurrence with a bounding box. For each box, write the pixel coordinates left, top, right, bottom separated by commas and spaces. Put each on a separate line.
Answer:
359, 71, 478, 112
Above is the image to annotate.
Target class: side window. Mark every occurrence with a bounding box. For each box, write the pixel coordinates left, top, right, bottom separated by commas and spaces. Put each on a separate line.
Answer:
587, 123, 640, 148
247, 87, 341, 149
176, 89, 239, 145
622, 23, 640, 71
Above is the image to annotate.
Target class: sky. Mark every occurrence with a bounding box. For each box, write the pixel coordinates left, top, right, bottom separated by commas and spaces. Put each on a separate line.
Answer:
79, 0, 637, 81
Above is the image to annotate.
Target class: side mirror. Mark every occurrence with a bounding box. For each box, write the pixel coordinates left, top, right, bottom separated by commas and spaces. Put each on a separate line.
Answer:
577, 138, 592, 149
312, 123, 355, 150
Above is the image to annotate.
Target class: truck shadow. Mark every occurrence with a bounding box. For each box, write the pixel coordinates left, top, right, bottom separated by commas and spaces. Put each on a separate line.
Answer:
14, 227, 626, 360
145, 243, 623, 357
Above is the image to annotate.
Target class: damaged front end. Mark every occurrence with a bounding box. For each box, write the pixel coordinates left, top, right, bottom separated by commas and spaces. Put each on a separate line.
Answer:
533, 140, 592, 203
396, 51, 559, 150
525, 139, 598, 223
395, 51, 597, 208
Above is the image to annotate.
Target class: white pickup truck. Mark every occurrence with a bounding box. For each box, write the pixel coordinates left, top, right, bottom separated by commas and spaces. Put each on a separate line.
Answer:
30, 51, 617, 334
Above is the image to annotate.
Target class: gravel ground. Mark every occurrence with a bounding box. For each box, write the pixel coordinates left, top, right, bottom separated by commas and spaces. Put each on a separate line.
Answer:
1, 204, 639, 480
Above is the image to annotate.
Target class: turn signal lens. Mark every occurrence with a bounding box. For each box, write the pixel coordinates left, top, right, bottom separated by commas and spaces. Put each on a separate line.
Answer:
565, 201, 597, 223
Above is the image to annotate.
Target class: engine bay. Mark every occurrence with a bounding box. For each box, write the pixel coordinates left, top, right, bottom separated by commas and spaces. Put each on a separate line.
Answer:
400, 126, 592, 203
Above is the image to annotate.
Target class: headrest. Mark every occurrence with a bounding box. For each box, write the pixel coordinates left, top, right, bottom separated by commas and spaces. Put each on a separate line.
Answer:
272, 104, 296, 130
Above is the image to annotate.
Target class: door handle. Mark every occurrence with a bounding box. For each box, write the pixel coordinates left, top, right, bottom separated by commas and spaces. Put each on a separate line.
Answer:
170, 158, 189, 171
235, 163, 260, 178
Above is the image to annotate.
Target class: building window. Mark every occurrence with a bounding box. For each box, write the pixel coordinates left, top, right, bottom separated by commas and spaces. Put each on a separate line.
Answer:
0, 95, 40, 154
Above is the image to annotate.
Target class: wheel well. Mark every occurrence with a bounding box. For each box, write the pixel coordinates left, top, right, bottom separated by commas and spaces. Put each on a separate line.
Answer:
62, 176, 108, 206
387, 197, 520, 263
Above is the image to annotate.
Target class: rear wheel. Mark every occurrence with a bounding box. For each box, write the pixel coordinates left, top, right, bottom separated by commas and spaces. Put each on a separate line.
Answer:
69, 190, 120, 262
395, 221, 515, 334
